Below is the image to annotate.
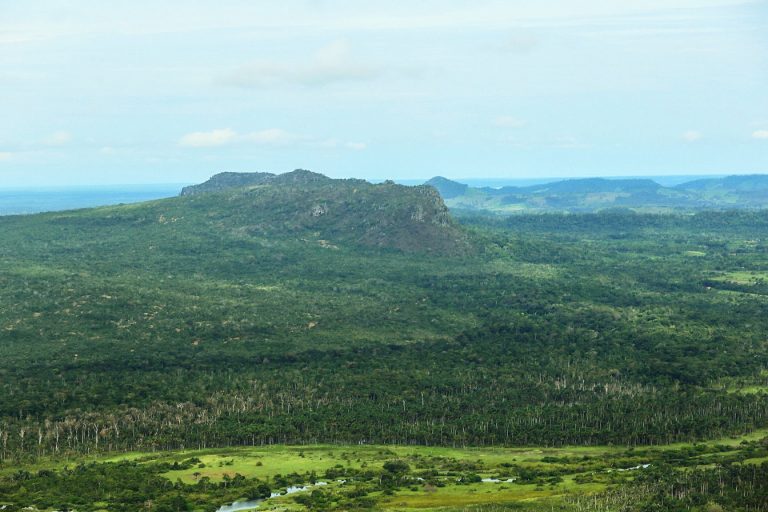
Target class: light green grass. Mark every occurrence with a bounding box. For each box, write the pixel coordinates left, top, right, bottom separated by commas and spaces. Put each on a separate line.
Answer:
164, 445, 382, 483
380, 482, 564, 509
711, 271, 768, 285
651, 428, 768, 450
482, 261, 560, 280
5, 429, 766, 511
731, 385, 768, 395
741, 456, 768, 465
158, 428, 768, 483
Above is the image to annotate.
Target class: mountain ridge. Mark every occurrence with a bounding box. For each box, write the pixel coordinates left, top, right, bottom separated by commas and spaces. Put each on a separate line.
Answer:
425, 174, 768, 213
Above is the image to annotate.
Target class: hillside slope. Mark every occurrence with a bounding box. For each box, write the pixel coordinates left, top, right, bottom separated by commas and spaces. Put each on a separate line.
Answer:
178, 169, 467, 254
180, 171, 275, 195
676, 174, 768, 204
0, 175, 767, 459
428, 174, 768, 214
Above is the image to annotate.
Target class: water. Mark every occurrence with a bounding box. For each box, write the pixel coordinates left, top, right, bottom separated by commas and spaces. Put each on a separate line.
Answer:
216, 482, 328, 512
0, 184, 188, 216
216, 500, 263, 512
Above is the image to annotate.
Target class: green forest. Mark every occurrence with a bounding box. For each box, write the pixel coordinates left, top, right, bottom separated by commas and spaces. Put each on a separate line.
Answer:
1, 173, 767, 510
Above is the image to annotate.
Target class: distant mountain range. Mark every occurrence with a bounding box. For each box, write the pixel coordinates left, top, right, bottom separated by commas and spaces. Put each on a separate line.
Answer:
425, 174, 768, 214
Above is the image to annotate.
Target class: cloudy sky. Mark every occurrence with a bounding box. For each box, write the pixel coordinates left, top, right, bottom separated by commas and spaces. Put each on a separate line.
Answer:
1, 1, 766, 186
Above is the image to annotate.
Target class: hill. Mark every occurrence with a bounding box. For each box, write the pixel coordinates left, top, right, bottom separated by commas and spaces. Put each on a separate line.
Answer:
0, 173, 767, 466
425, 176, 469, 198
429, 174, 768, 214
180, 171, 276, 195
676, 174, 768, 204
178, 169, 467, 254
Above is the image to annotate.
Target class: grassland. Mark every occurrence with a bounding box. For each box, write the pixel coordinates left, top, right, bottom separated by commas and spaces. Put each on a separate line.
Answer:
3, 429, 766, 511
710, 270, 768, 285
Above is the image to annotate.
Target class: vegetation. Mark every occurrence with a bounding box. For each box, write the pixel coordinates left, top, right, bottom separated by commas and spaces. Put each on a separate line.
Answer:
1, 171, 767, 508
426, 174, 768, 213
1, 434, 767, 511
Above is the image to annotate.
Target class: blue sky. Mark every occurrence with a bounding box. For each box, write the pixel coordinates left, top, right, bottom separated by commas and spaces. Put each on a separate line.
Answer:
1, 0, 767, 186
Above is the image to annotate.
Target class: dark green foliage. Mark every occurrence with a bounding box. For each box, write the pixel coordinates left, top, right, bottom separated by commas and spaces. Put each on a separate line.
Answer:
567, 463, 768, 511
180, 171, 276, 196
0, 458, 274, 511
0, 176, 767, 464
383, 460, 410, 474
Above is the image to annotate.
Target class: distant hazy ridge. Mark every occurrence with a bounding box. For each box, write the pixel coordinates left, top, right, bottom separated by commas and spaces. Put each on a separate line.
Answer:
425, 174, 768, 214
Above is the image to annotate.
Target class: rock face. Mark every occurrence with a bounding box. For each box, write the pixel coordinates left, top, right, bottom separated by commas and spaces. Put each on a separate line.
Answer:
179, 170, 468, 254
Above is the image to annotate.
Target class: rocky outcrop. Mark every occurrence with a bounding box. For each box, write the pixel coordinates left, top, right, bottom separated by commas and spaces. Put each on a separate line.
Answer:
180, 170, 469, 254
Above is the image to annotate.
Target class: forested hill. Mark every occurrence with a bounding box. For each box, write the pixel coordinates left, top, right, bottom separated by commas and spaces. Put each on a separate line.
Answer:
1, 174, 768, 460
177, 169, 468, 254
180, 171, 276, 195
427, 174, 768, 214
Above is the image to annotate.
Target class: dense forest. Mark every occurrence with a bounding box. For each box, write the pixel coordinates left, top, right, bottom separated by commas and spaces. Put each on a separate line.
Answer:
1, 173, 767, 509
1, 176, 766, 456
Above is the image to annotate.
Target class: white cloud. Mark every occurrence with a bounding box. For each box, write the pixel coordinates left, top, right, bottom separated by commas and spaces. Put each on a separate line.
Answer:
0, 1, 755, 45
0, 152, 12, 161
494, 116, 527, 128
179, 128, 237, 147
219, 40, 378, 89
243, 128, 297, 145
179, 128, 363, 150
682, 130, 702, 142
752, 130, 768, 140
44, 131, 72, 145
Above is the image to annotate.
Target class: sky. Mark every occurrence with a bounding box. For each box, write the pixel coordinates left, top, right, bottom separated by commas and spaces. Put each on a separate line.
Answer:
1, 0, 767, 186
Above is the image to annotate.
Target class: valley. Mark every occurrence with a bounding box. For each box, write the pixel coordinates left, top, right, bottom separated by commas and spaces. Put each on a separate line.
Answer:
2, 428, 767, 511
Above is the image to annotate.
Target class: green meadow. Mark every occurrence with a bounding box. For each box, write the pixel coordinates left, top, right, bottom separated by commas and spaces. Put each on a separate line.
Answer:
3, 429, 767, 511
